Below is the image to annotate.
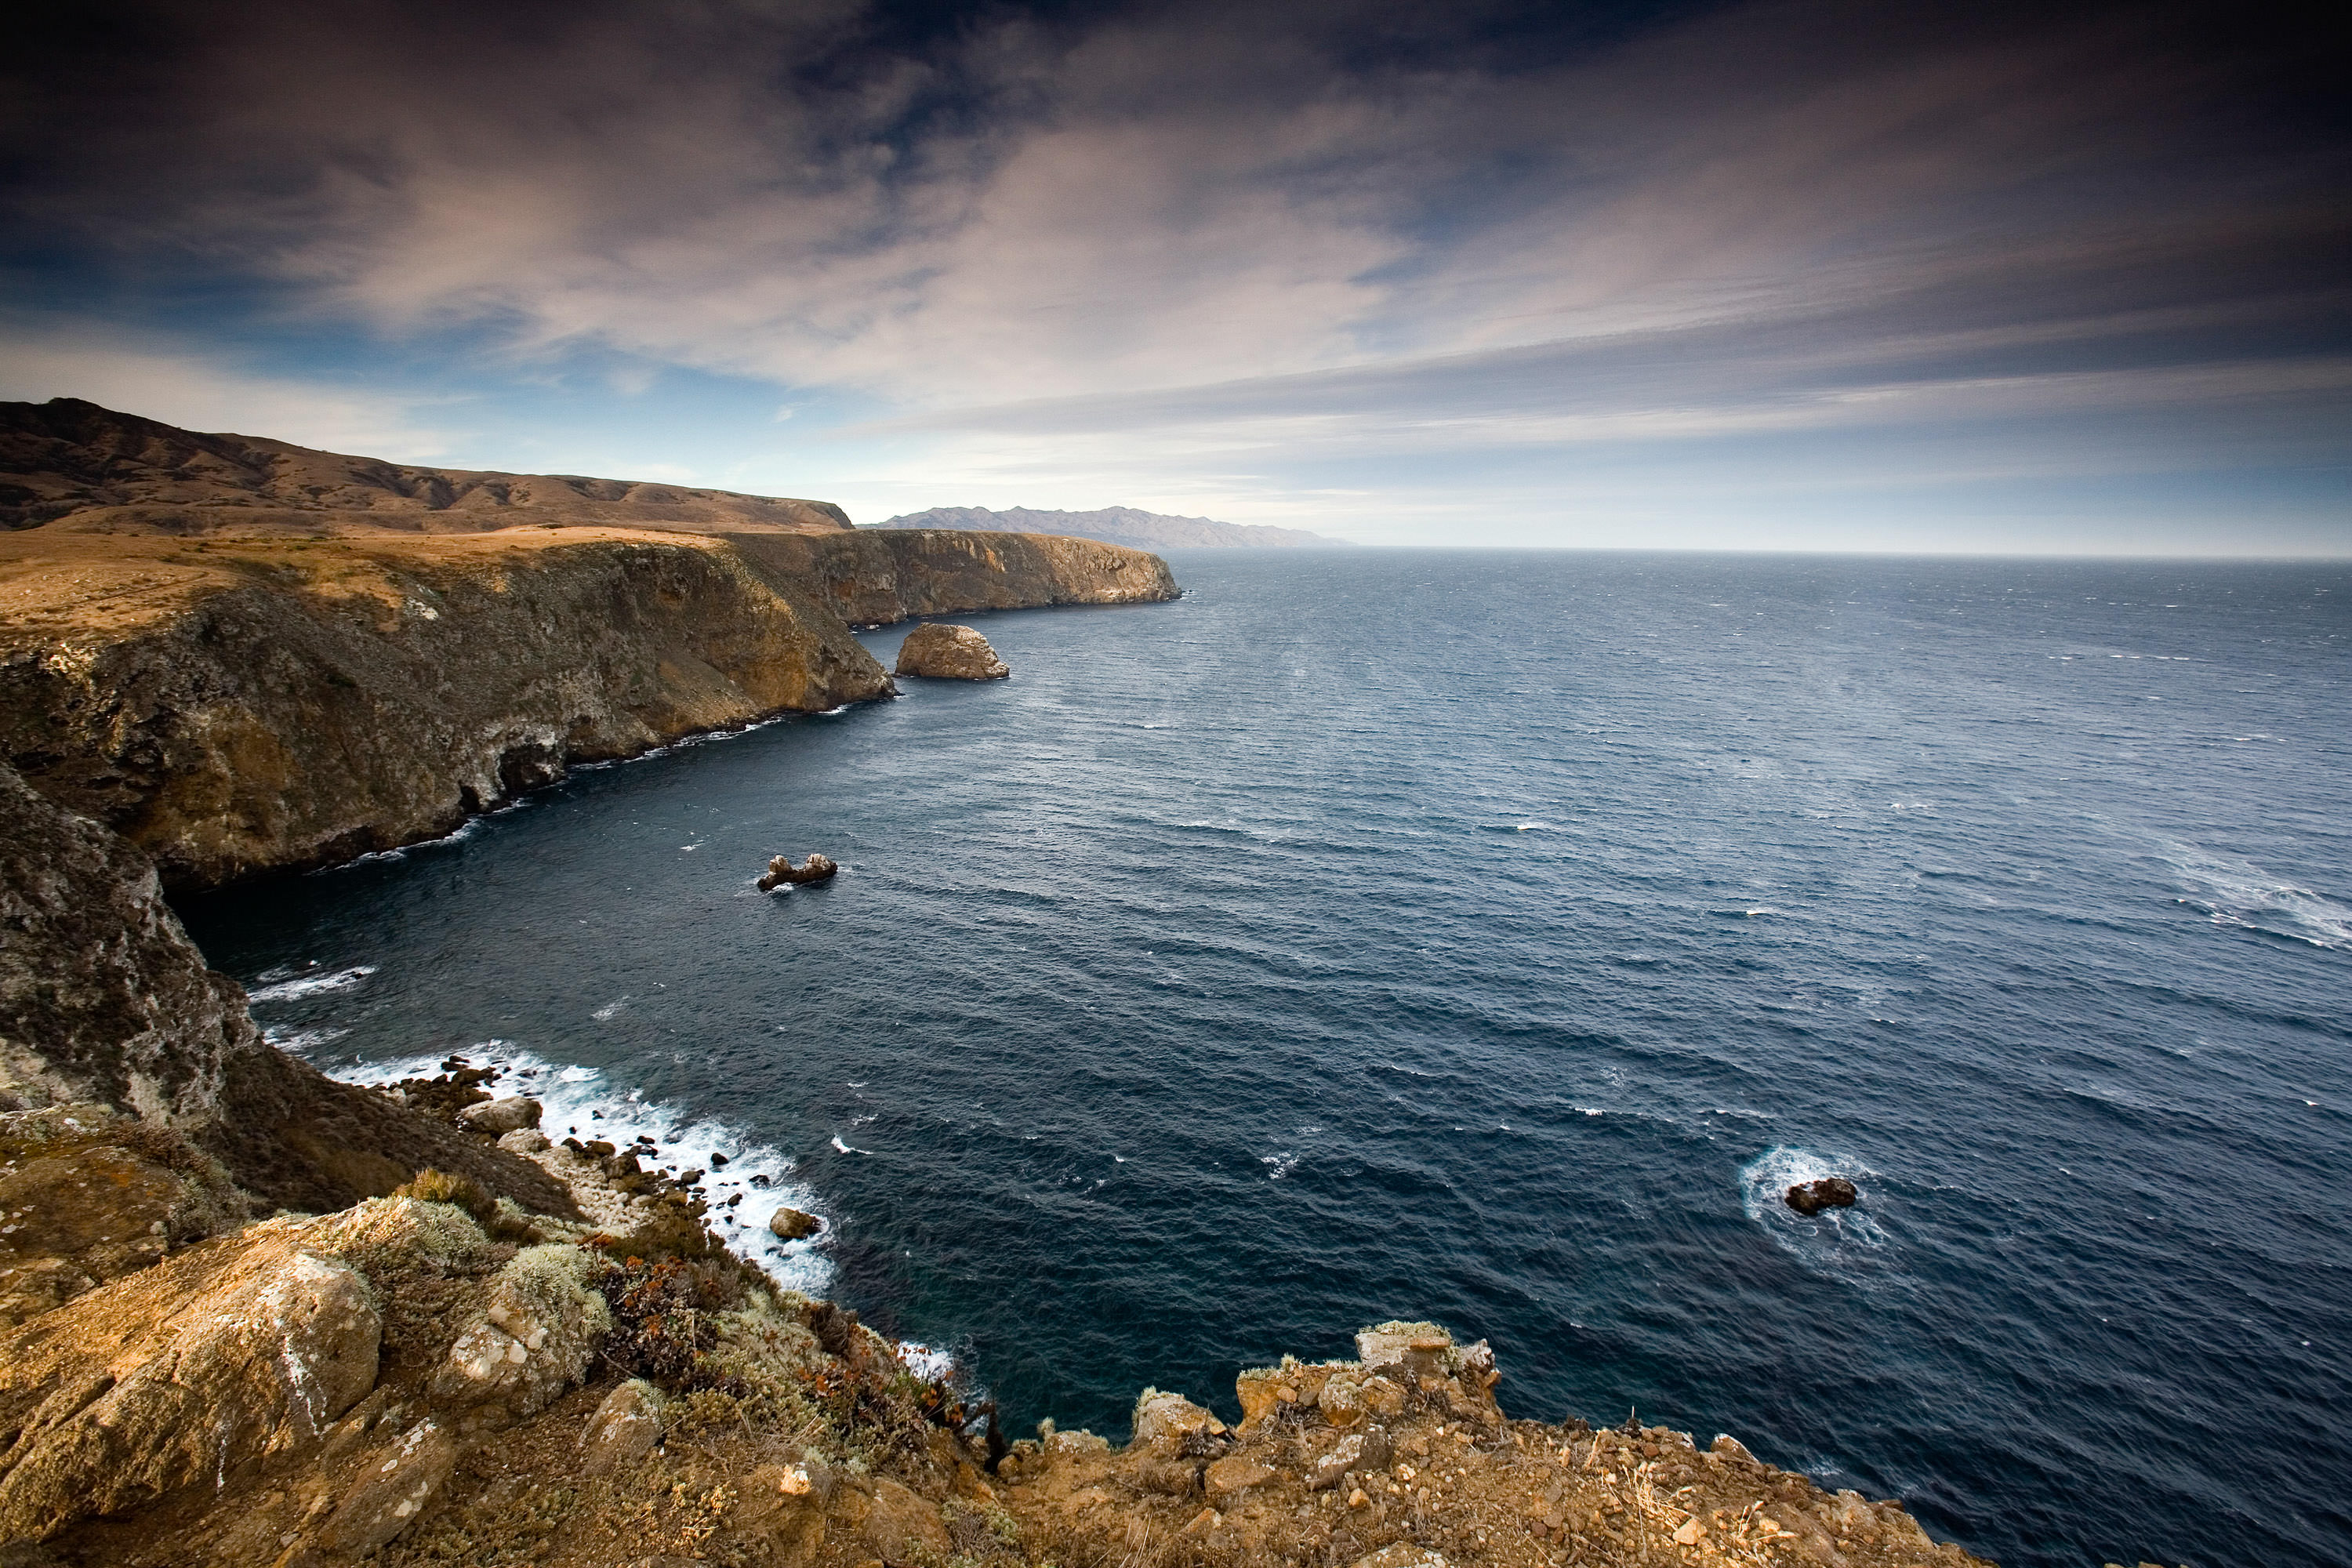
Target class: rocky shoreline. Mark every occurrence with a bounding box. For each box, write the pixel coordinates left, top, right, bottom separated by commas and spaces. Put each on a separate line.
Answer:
0, 401, 2000, 1566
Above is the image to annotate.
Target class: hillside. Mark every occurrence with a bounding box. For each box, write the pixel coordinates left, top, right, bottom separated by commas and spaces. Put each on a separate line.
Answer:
0, 397, 853, 535
876, 504, 1345, 550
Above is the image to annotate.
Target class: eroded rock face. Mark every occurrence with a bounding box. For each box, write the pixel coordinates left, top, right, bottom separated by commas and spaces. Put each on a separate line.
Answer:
0, 1104, 245, 1327
0, 536, 895, 891
895, 622, 1011, 680
0, 1240, 379, 1541
0, 761, 259, 1123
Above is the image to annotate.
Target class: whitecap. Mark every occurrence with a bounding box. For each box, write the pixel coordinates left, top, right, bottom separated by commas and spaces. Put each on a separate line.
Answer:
2161, 842, 2352, 950
830, 1134, 868, 1155
261, 1024, 350, 1054
246, 965, 377, 1003
591, 1000, 628, 1022
1261, 1152, 1299, 1179
1515, 822, 1552, 832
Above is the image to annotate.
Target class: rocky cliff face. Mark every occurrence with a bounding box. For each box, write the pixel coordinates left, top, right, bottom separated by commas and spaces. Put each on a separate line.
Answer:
1, 758, 581, 1229
0, 405, 1180, 891
0, 529, 896, 888
730, 527, 1180, 626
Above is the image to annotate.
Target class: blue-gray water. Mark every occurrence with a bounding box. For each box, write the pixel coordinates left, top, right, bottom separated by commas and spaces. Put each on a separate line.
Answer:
180, 550, 2352, 1568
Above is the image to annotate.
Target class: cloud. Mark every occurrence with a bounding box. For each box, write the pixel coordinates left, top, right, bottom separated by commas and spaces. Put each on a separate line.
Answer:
2, 0, 2344, 547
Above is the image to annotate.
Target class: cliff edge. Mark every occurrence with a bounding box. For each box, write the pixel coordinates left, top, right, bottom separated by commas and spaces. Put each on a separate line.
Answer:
0, 400, 1177, 888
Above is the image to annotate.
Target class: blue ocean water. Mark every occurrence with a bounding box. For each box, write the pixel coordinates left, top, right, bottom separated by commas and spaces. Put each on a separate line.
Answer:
178, 550, 2352, 1568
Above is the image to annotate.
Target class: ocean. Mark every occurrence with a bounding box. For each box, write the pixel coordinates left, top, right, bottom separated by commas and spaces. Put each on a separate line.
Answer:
177, 550, 2352, 1568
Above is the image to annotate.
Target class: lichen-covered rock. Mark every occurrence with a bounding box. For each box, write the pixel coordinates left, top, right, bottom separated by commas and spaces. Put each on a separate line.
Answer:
1132, 1388, 1220, 1450
430, 1243, 608, 1418
0, 1104, 244, 1327
0, 1243, 379, 1541
580, 1378, 666, 1475
895, 622, 1011, 680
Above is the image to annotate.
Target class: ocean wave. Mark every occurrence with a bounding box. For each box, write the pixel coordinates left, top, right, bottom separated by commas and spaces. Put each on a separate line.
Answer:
247, 964, 378, 1003
328, 1044, 836, 1294
2159, 841, 2352, 950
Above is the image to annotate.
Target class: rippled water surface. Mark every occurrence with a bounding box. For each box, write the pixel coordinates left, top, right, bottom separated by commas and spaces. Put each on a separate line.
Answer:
180, 550, 2352, 1568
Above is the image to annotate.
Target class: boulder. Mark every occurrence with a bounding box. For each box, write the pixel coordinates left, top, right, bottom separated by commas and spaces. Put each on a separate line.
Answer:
768, 1206, 821, 1240
498, 1127, 552, 1154
580, 1378, 666, 1475
0, 1243, 380, 1541
457, 1095, 542, 1134
759, 854, 839, 891
1203, 1455, 1276, 1500
1309, 1429, 1393, 1490
319, 1419, 462, 1555
1355, 1545, 1449, 1568
894, 623, 1010, 681
1131, 1389, 1219, 1450
430, 1243, 609, 1419
1785, 1177, 1858, 1215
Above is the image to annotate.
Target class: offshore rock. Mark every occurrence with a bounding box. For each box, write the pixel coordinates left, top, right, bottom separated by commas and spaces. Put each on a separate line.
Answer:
895, 622, 1011, 680
1788, 1176, 1859, 1214
768, 1206, 821, 1240
759, 852, 838, 891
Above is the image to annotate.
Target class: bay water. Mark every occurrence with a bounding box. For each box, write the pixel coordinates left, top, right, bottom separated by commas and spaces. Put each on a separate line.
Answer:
180, 550, 2352, 1567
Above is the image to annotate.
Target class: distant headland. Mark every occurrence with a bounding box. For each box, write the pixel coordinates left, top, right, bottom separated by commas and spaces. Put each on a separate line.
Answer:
874, 504, 1348, 550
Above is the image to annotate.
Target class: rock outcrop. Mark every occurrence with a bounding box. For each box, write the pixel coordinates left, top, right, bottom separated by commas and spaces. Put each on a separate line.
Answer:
0, 761, 576, 1225
758, 852, 838, 891
895, 622, 1011, 680
1788, 1176, 1859, 1214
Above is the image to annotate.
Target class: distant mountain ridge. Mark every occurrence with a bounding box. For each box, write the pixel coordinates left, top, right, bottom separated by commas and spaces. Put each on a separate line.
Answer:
874, 504, 1345, 550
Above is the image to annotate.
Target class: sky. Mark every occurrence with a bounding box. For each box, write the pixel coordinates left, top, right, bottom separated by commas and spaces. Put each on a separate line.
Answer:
3, 0, 2347, 551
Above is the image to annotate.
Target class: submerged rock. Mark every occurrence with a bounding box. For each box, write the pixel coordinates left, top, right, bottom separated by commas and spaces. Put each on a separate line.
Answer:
1786, 1176, 1859, 1215
759, 854, 838, 891
895, 622, 1010, 680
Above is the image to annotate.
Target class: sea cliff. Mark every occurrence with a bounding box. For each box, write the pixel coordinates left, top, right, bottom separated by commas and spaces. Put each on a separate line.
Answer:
0, 399, 1177, 889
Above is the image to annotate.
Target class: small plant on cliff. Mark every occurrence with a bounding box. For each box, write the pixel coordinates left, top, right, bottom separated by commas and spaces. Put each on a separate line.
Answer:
391, 1168, 539, 1241
596, 1253, 746, 1393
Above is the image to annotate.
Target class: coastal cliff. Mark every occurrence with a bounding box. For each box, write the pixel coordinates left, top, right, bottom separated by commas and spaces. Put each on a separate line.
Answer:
0, 399, 1177, 889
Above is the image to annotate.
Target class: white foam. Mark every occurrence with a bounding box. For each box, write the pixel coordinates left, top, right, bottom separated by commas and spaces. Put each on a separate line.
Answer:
261, 1024, 350, 1053
247, 965, 378, 1003
898, 1341, 956, 1381
1515, 822, 1552, 832
592, 1000, 628, 1021
1261, 1152, 1299, 1179
1740, 1145, 1894, 1281
327, 1042, 836, 1294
